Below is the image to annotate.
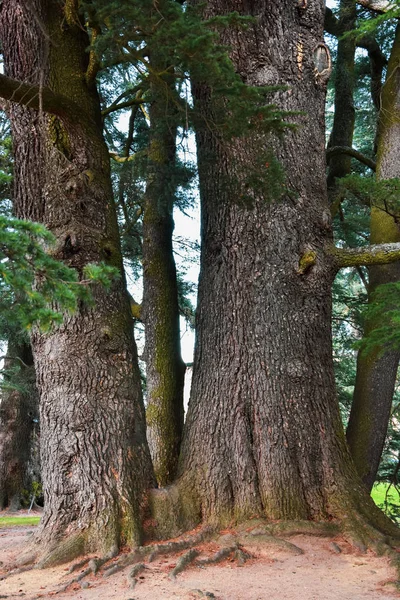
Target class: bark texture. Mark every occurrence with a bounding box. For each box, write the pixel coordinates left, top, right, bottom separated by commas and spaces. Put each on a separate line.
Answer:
0, 0, 154, 560
347, 24, 400, 491
142, 58, 185, 486
173, 0, 392, 533
0, 341, 38, 511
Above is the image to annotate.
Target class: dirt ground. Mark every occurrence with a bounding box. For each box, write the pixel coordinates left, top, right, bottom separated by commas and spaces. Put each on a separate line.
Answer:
1, 514, 400, 600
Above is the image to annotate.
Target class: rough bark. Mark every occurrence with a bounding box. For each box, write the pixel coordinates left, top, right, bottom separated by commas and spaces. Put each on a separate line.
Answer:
0, 0, 155, 561
142, 56, 185, 486
0, 340, 38, 511
346, 24, 400, 492
167, 0, 397, 538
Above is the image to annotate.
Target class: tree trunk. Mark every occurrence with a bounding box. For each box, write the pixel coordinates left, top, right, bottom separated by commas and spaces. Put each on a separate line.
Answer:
0, 0, 154, 563
142, 58, 185, 486
0, 340, 38, 511
346, 24, 400, 491
326, 0, 356, 192
173, 0, 395, 536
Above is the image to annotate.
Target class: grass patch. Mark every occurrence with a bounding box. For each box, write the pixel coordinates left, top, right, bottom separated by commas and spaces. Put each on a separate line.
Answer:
0, 516, 40, 528
371, 482, 400, 506
371, 482, 400, 523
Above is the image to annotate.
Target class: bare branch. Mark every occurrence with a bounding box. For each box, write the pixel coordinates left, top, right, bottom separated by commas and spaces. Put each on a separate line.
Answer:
109, 152, 135, 163
331, 242, 400, 269
356, 0, 396, 12
326, 146, 376, 171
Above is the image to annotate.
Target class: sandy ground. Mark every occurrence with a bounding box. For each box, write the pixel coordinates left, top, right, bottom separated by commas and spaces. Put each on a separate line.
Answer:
1, 516, 400, 600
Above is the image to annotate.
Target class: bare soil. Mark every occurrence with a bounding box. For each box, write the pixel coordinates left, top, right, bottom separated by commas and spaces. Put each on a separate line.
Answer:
1, 513, 400, 600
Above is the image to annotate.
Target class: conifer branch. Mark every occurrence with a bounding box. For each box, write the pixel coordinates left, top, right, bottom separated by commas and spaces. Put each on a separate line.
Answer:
331, 242, 400, 269
326, 146, 376, 171
102, 97, 144, 117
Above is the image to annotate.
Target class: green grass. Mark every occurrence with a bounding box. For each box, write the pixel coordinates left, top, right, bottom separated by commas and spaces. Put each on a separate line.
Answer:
371, 482, 400, 507
0, 516, 41, 528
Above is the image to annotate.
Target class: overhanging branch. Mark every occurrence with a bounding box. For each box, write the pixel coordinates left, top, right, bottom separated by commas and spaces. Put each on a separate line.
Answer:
102, 97, 144, 117
331, 242, 400, 269
326, 146, 376, 171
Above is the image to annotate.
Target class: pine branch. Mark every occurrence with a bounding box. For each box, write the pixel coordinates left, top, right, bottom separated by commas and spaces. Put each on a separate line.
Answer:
331, 242, 400, 269
102, 97, 144, 117
326, 146, 376, 171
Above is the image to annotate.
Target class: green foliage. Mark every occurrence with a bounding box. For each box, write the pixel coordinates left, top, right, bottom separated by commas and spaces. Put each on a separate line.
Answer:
332, 267, 366, 421
0, 215, 118, 333
361, 282, 400, 352
338, 174, 400, 219
85, 0, 292, 141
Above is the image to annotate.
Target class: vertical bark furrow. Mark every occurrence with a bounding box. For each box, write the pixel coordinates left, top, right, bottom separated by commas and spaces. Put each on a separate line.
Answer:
0, 0, 154, 556
178, 0, 368, 525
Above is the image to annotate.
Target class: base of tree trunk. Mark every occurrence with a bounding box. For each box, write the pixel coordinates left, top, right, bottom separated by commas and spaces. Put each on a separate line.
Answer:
147, 482, 400, 568
11, 477, 400, 574
8, 513, 400, 596
16, 508, 141, 568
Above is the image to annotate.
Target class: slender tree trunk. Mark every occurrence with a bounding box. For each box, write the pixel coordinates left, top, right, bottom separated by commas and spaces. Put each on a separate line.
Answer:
171, 0, 395, 537
327, 0, 356, 192
347, 25, 400, 491
0, 340, 38, 511
142, 58, 185, 486
0, 0, 154, 563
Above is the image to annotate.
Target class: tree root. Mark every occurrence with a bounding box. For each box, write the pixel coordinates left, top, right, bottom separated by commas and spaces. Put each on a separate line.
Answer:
127, 562, 145, 589
196, 545, 237, 566
68, 558, 90, 574
170, 549, 200, 579
53, 525, 215, 591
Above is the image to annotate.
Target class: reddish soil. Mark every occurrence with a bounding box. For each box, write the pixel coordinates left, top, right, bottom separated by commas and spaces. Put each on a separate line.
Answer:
1, 514, 399, 600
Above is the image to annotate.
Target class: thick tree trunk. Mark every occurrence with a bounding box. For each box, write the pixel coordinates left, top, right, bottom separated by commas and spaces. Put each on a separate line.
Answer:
0, 340, 38, 511
143, 60, 185, 486
173, 0, 394, 534
347, 25, 400, 491
0, 0, 154, 562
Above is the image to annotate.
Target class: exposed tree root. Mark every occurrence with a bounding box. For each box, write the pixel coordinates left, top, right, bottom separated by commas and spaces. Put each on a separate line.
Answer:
68, 557, 90, 574
170, 548, 200, 579
127, 562, 145, 589
196, 545, 237, 565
